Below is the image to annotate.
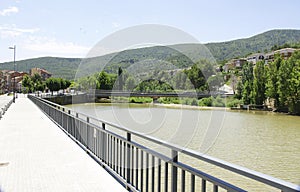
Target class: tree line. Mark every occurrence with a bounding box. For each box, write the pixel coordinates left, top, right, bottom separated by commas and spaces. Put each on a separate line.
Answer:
75, 60, 223, 93
22, 74, 71, 95
236, 51, 300, 114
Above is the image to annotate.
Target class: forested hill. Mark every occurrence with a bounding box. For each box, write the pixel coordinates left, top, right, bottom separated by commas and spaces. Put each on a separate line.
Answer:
0, 57, 81, 80
206, 29, 300, 61
1, 29, 300, 79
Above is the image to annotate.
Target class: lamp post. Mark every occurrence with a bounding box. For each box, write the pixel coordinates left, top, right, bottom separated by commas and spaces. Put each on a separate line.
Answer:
9, 45, 16, 103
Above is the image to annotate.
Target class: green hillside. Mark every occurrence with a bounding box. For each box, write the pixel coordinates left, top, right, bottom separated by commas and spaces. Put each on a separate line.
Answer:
206, 29, 300, 60
0, 57, 81, 80
1, 29, 300, 79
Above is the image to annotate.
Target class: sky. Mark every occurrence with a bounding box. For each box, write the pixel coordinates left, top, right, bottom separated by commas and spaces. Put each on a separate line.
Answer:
1, 0, 300, 63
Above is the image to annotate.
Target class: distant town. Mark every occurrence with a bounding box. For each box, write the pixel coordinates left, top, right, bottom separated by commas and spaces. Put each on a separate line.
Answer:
223, 47, 298, 73
0, 68, 52, 94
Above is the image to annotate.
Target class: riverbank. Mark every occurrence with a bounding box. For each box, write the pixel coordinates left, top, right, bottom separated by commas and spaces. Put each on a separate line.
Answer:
153, 103, 230, 111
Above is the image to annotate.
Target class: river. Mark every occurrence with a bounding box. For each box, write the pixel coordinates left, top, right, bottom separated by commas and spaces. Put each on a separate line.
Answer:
66, 102, 300, 191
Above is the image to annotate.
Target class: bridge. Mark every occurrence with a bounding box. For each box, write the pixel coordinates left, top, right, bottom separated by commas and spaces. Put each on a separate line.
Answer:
24, 95, 299, 192
89, 90, 233, 99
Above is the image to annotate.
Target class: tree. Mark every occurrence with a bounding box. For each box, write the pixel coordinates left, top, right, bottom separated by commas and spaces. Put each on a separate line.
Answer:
65, 79, 71, 89
265, 55, 281, 108
22, 75, 34, 93
46, 78, 61, 95
31, 73, 44, 93
241, 62, 254, 105
118, 67, 123, 91
207, 74, 224, 91
174, 71, 187, 90
252, 60, 266, 105
277, 59, 290, 110
184, 64, 206, 90
285, 51, 300, 114
125, 76, 136, 90
97, 71, 114, 90
235, 80, 243, 99
59, 78, 71, 93
31, 73, 42, 84
35, 81, 45, 96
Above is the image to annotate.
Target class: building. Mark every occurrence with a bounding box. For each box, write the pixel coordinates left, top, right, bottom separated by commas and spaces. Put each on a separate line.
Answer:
30, 68, 52, 80
224, 58, 247, 72
0, 70, 28, 93
265, 48, 298, 64
246, 53, 265, 65
275, 48, 297, 59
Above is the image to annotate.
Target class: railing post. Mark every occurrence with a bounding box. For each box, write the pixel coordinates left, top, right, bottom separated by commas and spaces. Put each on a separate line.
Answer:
171, 150, 178, 192
126, 132, 131, 189
62, 108, 65, 128
102, 123, 106, 163
87, 117, 90, 150
68, 110, 71, 133
75, 113, 78, 140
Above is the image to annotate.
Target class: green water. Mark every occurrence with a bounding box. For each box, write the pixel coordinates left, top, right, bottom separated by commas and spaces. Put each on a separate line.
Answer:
66, 103, 300, 191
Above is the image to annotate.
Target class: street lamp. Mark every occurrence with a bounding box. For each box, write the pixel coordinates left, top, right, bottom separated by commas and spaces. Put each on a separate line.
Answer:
9, 45, 16, 103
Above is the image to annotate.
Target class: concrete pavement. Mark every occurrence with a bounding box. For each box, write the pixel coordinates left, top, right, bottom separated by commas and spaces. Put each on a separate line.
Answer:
0, 95, 126, 192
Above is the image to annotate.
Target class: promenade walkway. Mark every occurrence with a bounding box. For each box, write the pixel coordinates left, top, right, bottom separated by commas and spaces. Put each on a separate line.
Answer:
0, 95, 126, 192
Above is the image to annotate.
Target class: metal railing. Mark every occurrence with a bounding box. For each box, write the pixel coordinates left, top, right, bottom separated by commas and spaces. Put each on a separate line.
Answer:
0, 97, 14, 120
28, 95, 300, 192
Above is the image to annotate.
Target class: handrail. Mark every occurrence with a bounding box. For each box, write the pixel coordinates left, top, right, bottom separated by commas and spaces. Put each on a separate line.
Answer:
28, 95, 300, 192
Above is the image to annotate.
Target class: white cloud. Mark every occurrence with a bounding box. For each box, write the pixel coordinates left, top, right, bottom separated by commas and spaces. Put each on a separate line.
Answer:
0, 25, 40, 38
24, 36, 90, 57
0, 6, 19, 16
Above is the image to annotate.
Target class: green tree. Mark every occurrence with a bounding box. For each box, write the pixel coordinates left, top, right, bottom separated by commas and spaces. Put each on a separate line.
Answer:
184, 64, 206, 90
252, 60, 266, 105
35, 81, 46, 96
265, 55, 282, 108
241, 62, 254, 104
46, 78, 61, 95
118, 67, 123, 91
235, 80, 243, 100
97, 71, 115, 90
286, 51, 300, 114
59, 78, 71, 93
31, 74, 44, 93
277, 59, 290, 110
31, 73, 42, 84
125, 76, 136, 90
22, 75, 34, 93
174, 71, 187, 90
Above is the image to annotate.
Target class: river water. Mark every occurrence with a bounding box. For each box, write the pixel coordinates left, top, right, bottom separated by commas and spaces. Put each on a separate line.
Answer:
66, 103, 300, 191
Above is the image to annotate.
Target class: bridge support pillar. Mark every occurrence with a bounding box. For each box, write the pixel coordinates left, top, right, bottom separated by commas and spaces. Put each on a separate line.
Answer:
152, 96, 159, 103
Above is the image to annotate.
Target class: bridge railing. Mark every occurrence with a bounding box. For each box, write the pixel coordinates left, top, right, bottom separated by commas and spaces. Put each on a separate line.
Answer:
28, 95, 300, 192
0, 96, 14, 120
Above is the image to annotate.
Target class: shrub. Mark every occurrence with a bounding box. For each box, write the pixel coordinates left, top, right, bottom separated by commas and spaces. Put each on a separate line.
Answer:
198, 97, 213, 106
226, 99, 243, 108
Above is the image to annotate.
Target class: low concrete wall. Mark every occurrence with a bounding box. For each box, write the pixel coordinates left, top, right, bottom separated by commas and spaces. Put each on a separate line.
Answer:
43, 94, 94, 105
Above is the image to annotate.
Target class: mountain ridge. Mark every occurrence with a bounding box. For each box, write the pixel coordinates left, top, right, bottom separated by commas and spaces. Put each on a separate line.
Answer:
1, 29, 300, 79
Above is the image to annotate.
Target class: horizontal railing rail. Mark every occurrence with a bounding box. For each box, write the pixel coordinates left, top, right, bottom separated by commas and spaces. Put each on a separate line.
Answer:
28, 95, 300, 192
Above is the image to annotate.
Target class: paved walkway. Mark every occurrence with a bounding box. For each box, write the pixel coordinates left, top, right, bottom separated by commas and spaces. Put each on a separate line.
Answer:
0, 96, 126, 192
